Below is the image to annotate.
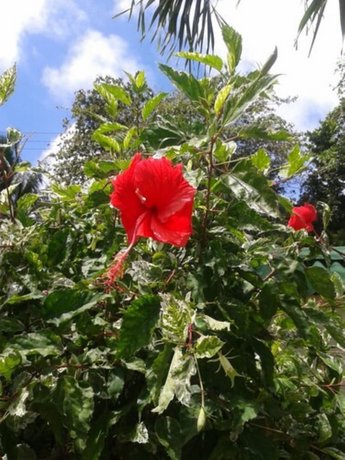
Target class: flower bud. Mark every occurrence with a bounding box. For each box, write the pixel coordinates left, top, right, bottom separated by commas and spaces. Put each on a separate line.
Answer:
197, 406, 206, 432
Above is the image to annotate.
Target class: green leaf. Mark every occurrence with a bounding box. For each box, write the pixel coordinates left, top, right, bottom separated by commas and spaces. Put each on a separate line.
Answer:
330, 262, 345, 284
155, 416, 182, 460
279, 144, 311, 178
16, 193, 39, 214
176, 51, 223, 72
43, 290, 104, 326
84, 160, 117, 178
82, 410, 113, 460
221, 24, 242, 73
117, 294, 161, 359
239, 126, 292, 142
261, 47, 278, 75
305, 307, 345, 348
3, 292, 44, 306
322, 447, 345, 460
0, 64, 16, 106
213, 139, 236, 162
233, 399, 259, 432
0, 351, 21, 380
51, 183, 81, 200
225, 160, 280, 217
223, 69, 277, 126
251, 148, 271, 173
135, 70, 146, 89
335, 393, 345, 417
47, 228, 69, 266
7, 126, 22, 145
95, 83, 131, 105
259, 282, 279, 320
159, 64, 203, 102
107, 369, 124, 399
194, 335, 224, 358
305, 266, 336, 299
43, 289, 91, 318
152, 347, 196, 413
160, 294, 194, 343
60, 376, 94, 439
214, 84, 232, 116
123, 126, 138, 150
130, 422, 149, 444
94, 122, 127, 134
10, 332, 62, 357
147, 344, 174, 403
142, 93, 167, 121
92, 131, 121, 153
319, 201, 331, 230
195, 314, 231, 332
253, 338, 274, 387
331, 271, 344, 296
317, 413, 332, 442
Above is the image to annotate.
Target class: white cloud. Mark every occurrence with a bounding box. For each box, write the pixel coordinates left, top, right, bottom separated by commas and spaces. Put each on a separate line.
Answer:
39, 124, 76, 164
113, 0, 133, 15
41, 29, 143, 102
215, 0, 341, 131
0, 0, 47, 69
0, 0, 88, 71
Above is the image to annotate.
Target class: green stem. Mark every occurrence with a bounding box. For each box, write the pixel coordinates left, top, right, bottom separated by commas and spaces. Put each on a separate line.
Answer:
5, 178, 15, 222
194, 355, 205, 408
200, 136, 217, 250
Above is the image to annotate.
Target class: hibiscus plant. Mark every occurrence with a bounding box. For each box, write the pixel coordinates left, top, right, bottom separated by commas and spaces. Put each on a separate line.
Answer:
1, 25, 345, 459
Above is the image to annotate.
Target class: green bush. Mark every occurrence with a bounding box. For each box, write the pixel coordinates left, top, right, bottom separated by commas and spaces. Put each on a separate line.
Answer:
1, 26, 345, 459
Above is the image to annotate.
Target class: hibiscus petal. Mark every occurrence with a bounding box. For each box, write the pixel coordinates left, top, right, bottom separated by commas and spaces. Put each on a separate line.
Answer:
294, 204, 317, 223
288, 204, 317, 232
134, 157, 195, 220
150, 201, 193, 247
110, 153, 146, 243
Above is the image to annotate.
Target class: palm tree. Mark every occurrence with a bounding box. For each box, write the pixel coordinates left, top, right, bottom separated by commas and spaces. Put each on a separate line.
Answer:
0, 134, 42, 221
116, 0, 345, 56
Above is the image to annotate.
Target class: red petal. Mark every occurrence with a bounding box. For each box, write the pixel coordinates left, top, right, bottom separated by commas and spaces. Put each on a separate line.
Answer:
134, 157, 195, 219
110, 153, 146, 243
288, 204, 317, 232
151, 201, 194, 247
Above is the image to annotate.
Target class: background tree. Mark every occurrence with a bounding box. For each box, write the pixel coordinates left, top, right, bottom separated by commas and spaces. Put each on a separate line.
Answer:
300, 56, 345, 242
52, 71, 298, 185
50, 74, 154, 184
301, 99, 345, 242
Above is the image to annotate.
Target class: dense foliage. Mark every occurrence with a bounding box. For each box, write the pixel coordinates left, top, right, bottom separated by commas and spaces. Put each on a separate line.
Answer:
1, 25, 345, 460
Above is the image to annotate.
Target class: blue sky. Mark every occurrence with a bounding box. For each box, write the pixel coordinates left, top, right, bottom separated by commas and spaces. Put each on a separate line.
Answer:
1, 0, 343, 165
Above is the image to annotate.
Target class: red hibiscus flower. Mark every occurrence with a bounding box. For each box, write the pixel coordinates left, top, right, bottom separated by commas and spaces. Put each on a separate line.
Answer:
110, 153, 196, 247
288, 204, 317, 232
104, 153, 195, 289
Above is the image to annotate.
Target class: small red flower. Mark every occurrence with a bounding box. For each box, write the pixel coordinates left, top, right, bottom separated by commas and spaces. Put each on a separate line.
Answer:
288, 204, 317, 232
110, 153, 196, 247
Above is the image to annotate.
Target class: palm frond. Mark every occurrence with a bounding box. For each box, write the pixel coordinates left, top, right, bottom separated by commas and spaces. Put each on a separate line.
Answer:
115, 0, 215, 56
296, 0, 344, 55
